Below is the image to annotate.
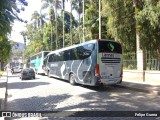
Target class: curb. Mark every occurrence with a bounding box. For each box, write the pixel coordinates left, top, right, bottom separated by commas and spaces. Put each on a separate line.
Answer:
116, 84, 160, 96
0, 72, 7, 111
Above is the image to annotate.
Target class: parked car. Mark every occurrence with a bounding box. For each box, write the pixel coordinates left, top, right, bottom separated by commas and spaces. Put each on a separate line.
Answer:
13, 66, 23, 73
20, 68, 35, 80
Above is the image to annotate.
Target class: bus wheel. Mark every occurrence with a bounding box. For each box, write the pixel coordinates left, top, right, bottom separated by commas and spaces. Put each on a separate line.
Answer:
69, 74, 76, 85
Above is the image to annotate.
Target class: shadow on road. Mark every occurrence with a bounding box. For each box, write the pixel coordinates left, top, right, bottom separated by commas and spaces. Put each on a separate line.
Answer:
6, 94, 72, 111
0, 82, 6, 88
8, 81, 50, 90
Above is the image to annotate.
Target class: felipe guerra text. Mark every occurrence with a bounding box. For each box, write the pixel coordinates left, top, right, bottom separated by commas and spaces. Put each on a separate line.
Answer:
135, 113, 158, 117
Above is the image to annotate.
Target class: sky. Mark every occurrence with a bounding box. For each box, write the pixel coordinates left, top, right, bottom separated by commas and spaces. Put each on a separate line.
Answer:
11, 0, 72, 43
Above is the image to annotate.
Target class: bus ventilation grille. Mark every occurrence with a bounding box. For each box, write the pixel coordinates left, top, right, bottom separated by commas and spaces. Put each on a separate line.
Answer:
101, 57, 121, 63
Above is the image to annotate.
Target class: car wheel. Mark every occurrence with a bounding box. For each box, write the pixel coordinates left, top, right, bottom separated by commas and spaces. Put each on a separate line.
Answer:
69, 74, 76, 85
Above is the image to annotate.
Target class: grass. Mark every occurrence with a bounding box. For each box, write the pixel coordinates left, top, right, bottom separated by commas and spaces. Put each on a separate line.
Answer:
0, 71, 3, 78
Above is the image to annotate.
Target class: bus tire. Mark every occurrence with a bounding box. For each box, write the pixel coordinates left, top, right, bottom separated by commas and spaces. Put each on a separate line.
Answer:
69, 74, 76, 85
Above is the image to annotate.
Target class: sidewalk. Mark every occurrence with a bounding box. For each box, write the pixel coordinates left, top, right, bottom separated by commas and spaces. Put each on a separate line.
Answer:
0, 72, 7, 111
117, 79, 160, 96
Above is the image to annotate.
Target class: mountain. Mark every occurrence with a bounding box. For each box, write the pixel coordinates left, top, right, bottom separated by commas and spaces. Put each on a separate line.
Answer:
17, 42, 25, 51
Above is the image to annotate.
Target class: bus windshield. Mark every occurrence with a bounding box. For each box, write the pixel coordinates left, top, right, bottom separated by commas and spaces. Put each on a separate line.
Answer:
99, 41, 122, 54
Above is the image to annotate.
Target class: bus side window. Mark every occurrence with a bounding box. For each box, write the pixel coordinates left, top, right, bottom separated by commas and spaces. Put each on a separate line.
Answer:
64, 50, 70, 61
70, 49, 79, 60
48, 55, 54, 62
77, 45, 92, 60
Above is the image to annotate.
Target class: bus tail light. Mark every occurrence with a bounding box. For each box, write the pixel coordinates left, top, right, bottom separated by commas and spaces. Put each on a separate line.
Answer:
95, 64, 101, 82
120, 64, 123, 79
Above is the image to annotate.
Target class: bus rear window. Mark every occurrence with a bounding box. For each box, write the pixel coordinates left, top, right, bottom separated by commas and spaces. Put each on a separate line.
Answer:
98, 41, 122, 53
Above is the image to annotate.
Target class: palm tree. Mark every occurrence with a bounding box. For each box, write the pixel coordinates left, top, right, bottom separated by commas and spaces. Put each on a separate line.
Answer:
55, 0, 58, 49
41, 0, 54, 50
69, 0, 73, 45
31, 11, 46, 32
72, 0, 82, 43
31, 11, 40, 29
41, 0, 61, 49
20, 31, 27, 47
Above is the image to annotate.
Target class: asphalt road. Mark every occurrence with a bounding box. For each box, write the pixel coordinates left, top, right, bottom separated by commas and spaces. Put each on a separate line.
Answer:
4, 72, 160, 120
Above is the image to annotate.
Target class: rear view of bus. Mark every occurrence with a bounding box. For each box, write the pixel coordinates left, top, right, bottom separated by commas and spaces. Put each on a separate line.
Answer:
95, 40, 123, 85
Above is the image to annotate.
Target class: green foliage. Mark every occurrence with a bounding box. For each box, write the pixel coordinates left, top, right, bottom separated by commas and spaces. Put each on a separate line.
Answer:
0, 37, 11, 62
0, 0, 28, 37
20, 0, 160, 62
0, 0, 28, 66
137, 0, 160, 51
101, 0, 136, 52
0, 70, 3, 77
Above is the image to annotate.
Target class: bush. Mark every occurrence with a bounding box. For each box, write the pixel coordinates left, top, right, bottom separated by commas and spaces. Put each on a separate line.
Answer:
0, 71, 3, 78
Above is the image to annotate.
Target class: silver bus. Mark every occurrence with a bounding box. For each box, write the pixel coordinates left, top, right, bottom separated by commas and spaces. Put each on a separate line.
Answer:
44, 39, 122, 86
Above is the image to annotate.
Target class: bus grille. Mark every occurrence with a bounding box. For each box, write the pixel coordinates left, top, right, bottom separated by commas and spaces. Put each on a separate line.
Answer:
101, 57, 121, 63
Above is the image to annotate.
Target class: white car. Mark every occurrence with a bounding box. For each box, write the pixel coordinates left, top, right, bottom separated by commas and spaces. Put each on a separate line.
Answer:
13, 66, 23, 73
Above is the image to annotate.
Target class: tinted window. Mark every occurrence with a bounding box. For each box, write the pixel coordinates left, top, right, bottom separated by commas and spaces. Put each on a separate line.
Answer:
99, 41, 122, 53
37, 53, 42, 59
48, 54, 55, 62
55, 52, 64, 61
47, 43, 94, 62
44, 52, 50, 57
64, 50, 70, 61
77, 44, 93, 60
43, 56, 48, 65
70, 48, 79, 60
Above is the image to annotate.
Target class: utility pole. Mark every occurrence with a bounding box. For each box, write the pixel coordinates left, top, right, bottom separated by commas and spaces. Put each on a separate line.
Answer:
133, 0, 140, 51
62, 0, 65, 48
70, 0, 73, 45
133, 0, 146, 81
51, 22, 53, 50
83, 0, 85, 42
55, 0, 58, 49
99, 0, 101, 40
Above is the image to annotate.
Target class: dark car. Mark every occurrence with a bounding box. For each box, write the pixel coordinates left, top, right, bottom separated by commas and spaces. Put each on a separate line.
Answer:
20, 68, 35, 80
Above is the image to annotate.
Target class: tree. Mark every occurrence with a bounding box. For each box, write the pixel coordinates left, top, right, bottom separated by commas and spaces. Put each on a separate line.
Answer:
101, 0, 136, 52
137, 0, 160, 51
0, 0, 28, 37
41, 0, 61, 49
0, 37, 11, 70
20, 31, 27, 47
72, 0, 83, 43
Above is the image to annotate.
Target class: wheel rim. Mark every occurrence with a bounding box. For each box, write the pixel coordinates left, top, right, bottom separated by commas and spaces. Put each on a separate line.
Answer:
70, 74, 75, 84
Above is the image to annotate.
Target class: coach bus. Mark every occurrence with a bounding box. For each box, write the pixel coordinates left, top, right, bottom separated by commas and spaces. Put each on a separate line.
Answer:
30, 51, 50, 74
44, 39, 122, 86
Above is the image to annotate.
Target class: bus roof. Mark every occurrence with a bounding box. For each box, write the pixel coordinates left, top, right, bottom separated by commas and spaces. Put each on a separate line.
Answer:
48, 39, 118, 56
31, 51, 51, 57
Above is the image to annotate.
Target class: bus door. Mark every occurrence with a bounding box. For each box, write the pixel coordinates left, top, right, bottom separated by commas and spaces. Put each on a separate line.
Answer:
98, 41, 122, 84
